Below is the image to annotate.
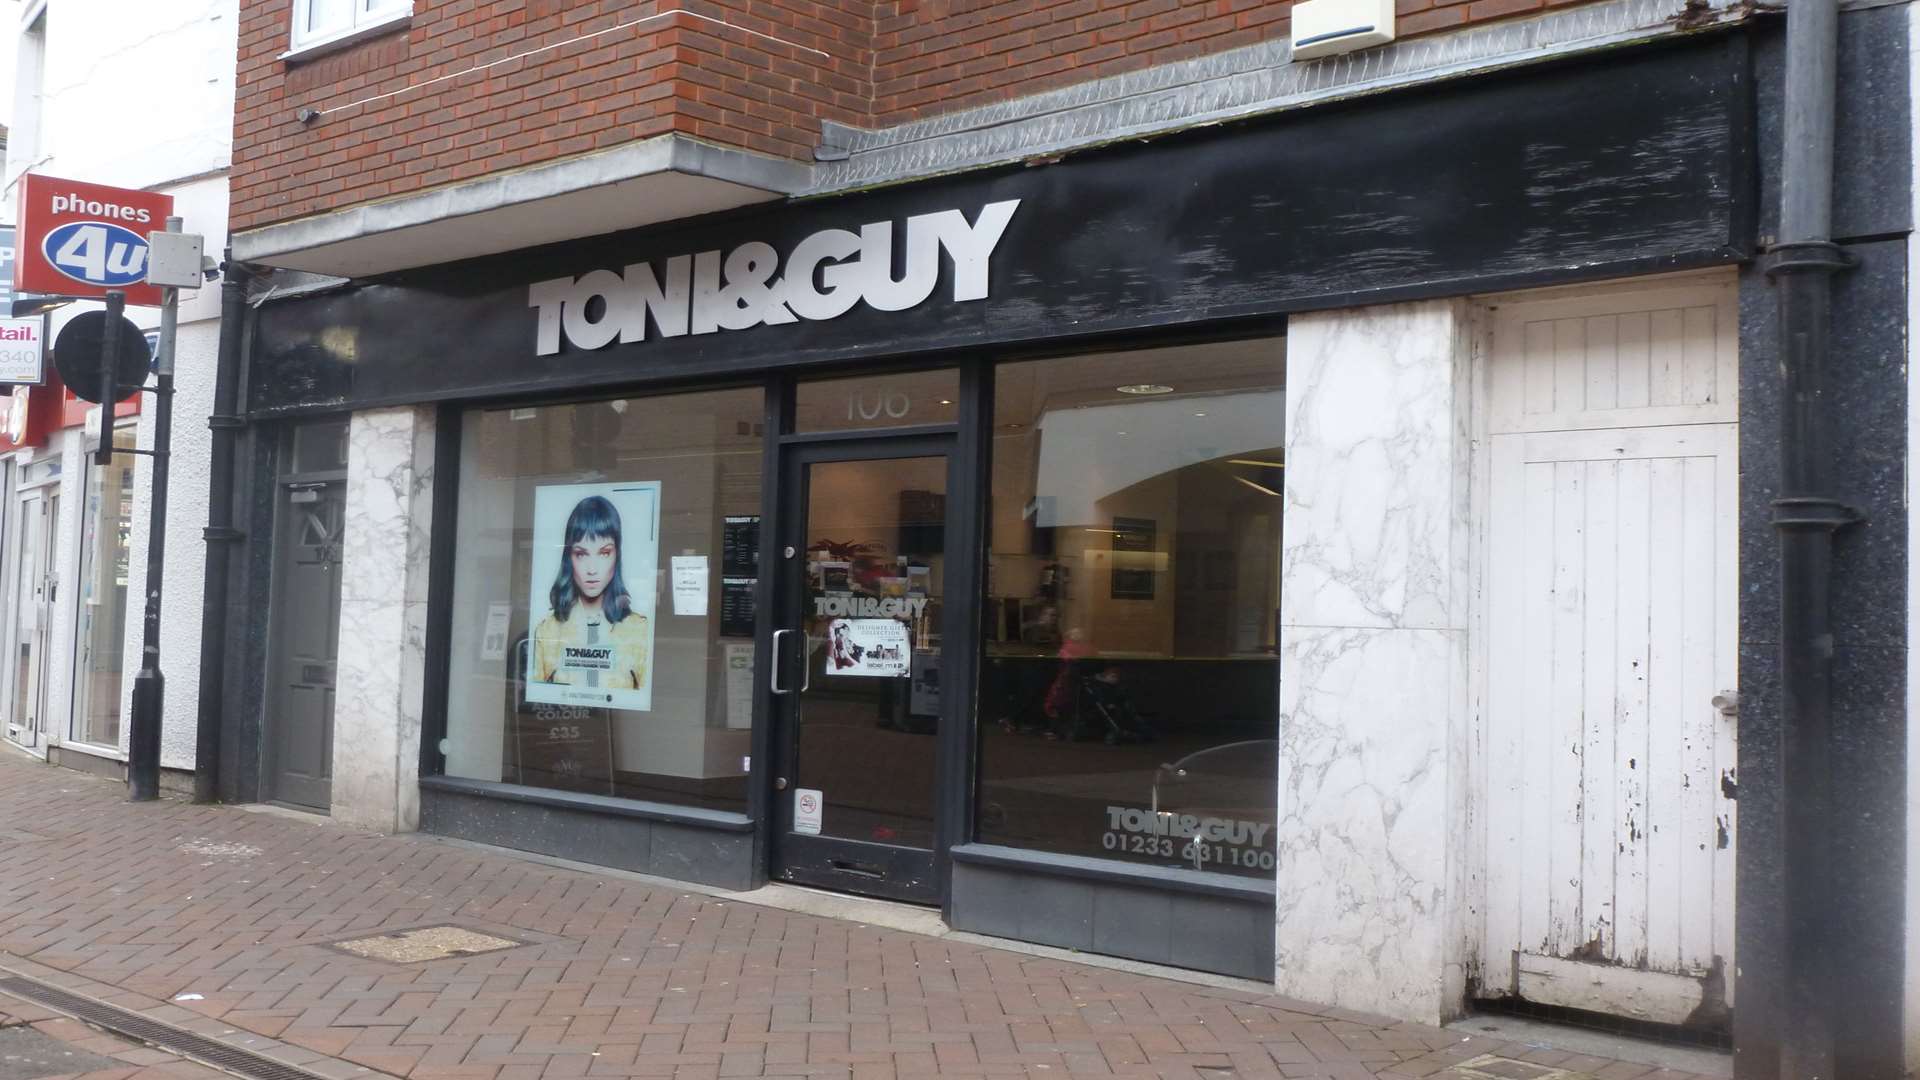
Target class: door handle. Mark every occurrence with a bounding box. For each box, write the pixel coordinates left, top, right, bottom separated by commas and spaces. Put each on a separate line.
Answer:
771, 628, 795, 695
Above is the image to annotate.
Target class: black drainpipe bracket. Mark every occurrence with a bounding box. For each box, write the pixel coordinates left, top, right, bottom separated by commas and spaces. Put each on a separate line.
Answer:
1760, 239, 1856, 277
1771, 494, 1863, 532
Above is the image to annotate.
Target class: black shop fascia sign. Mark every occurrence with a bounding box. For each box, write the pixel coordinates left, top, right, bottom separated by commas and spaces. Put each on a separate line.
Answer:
250, 32, 1752, 416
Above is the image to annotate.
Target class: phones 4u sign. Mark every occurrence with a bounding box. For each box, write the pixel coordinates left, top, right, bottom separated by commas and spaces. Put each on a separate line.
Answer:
15, 174, 172, 307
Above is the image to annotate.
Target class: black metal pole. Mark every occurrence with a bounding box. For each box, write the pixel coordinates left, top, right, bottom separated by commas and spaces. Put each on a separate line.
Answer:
95, 291, 122, 468
126, 218, 181, 802
1766, 0, 1850, 1074
192, 258, 247, 803
126, 364, 169, 802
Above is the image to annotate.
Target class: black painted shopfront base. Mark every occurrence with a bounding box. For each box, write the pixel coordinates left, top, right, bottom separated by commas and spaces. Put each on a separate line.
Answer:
420, 777, 758, 891
949, 845, 1275, 981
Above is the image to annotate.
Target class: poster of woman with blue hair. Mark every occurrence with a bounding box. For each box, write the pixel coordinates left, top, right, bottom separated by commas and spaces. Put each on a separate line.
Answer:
527, 481, 660, 711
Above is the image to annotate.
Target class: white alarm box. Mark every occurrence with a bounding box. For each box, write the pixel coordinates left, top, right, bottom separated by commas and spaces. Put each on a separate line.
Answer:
1290, 0, 1396, 60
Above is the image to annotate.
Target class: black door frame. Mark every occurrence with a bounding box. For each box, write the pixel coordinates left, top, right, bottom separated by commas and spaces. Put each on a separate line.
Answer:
767, 431, 961, 904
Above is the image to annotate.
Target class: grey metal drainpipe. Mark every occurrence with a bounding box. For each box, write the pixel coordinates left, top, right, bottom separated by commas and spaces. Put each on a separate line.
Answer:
1766, 0, 1856, 1074
191, 255, 250, 804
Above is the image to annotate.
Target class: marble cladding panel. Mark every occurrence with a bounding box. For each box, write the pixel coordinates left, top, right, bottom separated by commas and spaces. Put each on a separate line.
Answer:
1275, 300, 1472, 1025
1281, 301, 1470, 632
1274, 625, 1460, 1020
333, 406, 435, 832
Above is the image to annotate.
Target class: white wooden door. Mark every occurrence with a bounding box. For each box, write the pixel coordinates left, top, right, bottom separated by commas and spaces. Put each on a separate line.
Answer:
1478, 279, 1738, 1026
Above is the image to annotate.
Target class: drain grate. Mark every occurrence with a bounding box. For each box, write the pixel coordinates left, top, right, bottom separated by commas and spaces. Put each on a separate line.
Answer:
0, 975, 368, 1080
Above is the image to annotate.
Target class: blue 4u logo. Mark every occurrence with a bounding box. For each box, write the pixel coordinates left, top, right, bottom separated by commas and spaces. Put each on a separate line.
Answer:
44, 220, 148, 287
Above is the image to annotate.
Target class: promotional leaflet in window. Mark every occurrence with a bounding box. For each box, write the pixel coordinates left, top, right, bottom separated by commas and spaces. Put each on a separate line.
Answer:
526, 481, 660, 712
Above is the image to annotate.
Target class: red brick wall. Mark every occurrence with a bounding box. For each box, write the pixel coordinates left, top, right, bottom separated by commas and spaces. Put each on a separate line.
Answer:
234, 0, 1586, 233
871, 0, 1286, 124
865, 0, 1590, 124
232, 0, 870, 232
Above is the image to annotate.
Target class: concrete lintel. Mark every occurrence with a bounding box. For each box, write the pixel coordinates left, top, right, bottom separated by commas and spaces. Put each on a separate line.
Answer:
233, 134, 814, 275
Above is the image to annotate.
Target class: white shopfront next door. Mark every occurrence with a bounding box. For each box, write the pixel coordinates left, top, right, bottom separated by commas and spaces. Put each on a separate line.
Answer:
4, 481, 58, 755
1476, 275, 1739, 1026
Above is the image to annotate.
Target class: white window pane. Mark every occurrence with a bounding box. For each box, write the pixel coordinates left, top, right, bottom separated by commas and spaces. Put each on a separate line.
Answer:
304, 0, 353, 36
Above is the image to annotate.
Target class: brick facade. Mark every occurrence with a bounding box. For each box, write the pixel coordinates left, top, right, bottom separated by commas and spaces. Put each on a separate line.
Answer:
233, 0, 1586, 234
232, 0, 869, 232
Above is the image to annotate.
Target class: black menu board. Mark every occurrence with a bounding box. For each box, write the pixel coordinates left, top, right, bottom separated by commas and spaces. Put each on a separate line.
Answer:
721, 577, 757, 638
722, 516, 760, 576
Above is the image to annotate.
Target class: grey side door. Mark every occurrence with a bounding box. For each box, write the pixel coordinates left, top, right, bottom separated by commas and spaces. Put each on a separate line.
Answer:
263, 477, 346, 811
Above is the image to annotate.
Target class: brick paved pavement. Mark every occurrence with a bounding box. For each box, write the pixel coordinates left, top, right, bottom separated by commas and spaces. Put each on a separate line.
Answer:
0, 751, 1722, 1080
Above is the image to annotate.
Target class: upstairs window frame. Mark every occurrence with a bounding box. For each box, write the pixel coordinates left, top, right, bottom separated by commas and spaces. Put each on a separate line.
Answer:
287, 0, 412, 57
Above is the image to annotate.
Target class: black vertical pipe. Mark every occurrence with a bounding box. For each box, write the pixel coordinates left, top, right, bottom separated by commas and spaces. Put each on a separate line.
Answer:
127, 367, 169, 802
1766, 0, 1852, 1074
96, 291, 122, 468
192, 258, 249, 803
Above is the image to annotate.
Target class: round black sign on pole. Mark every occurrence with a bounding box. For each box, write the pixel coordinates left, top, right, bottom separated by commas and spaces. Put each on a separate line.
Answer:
53, 311, 149, 403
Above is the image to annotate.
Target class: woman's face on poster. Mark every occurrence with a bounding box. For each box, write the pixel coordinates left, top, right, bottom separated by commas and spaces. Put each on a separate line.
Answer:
569, 532, 617, 600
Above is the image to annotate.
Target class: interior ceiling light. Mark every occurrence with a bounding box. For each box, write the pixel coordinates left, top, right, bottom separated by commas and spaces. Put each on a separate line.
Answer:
1231, 474, 1283, 498
1115, 383, 1174, 395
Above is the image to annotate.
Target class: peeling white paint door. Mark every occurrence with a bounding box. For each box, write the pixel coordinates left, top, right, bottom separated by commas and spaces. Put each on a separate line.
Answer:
1477, 279, 1738, 1026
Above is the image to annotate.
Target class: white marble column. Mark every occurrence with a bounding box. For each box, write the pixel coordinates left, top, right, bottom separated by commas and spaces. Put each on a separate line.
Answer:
1275, 300, 1472, 1024
331, 406, 435, 832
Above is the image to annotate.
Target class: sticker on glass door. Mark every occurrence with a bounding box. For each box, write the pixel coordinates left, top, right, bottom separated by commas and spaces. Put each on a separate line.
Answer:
825, 618, 910, 677
794, 788, 824, 835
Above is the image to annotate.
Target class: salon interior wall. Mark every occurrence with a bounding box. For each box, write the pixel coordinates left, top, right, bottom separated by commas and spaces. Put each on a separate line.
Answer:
332, 406, 435, 831
628, 441, 718, 777
1275, 299, 1473, 1025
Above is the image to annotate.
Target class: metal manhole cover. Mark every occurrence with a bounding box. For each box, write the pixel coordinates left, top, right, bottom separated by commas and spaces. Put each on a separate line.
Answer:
0, 1025, 125, 1079
1441, 1056, 1589, 1080
330, 926, 523, 964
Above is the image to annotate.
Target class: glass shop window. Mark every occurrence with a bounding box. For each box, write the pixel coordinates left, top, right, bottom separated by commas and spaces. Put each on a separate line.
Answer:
442, 388, 765, 811
72, 424, 137, 749
978, 340, 1284, 877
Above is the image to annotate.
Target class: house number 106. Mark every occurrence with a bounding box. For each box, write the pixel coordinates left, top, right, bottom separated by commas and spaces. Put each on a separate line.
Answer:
848, 391, 911, 421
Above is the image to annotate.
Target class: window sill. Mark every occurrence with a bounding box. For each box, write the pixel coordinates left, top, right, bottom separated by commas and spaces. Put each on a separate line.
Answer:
419, 774, 755, 832
280, 9, 412, 65
949, 843, 1277, 901
56, 741, 126, 762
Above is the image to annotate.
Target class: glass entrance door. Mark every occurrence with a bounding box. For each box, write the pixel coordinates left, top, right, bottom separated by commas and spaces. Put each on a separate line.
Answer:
5, 488, 54, 753
770, 440, 955, 903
